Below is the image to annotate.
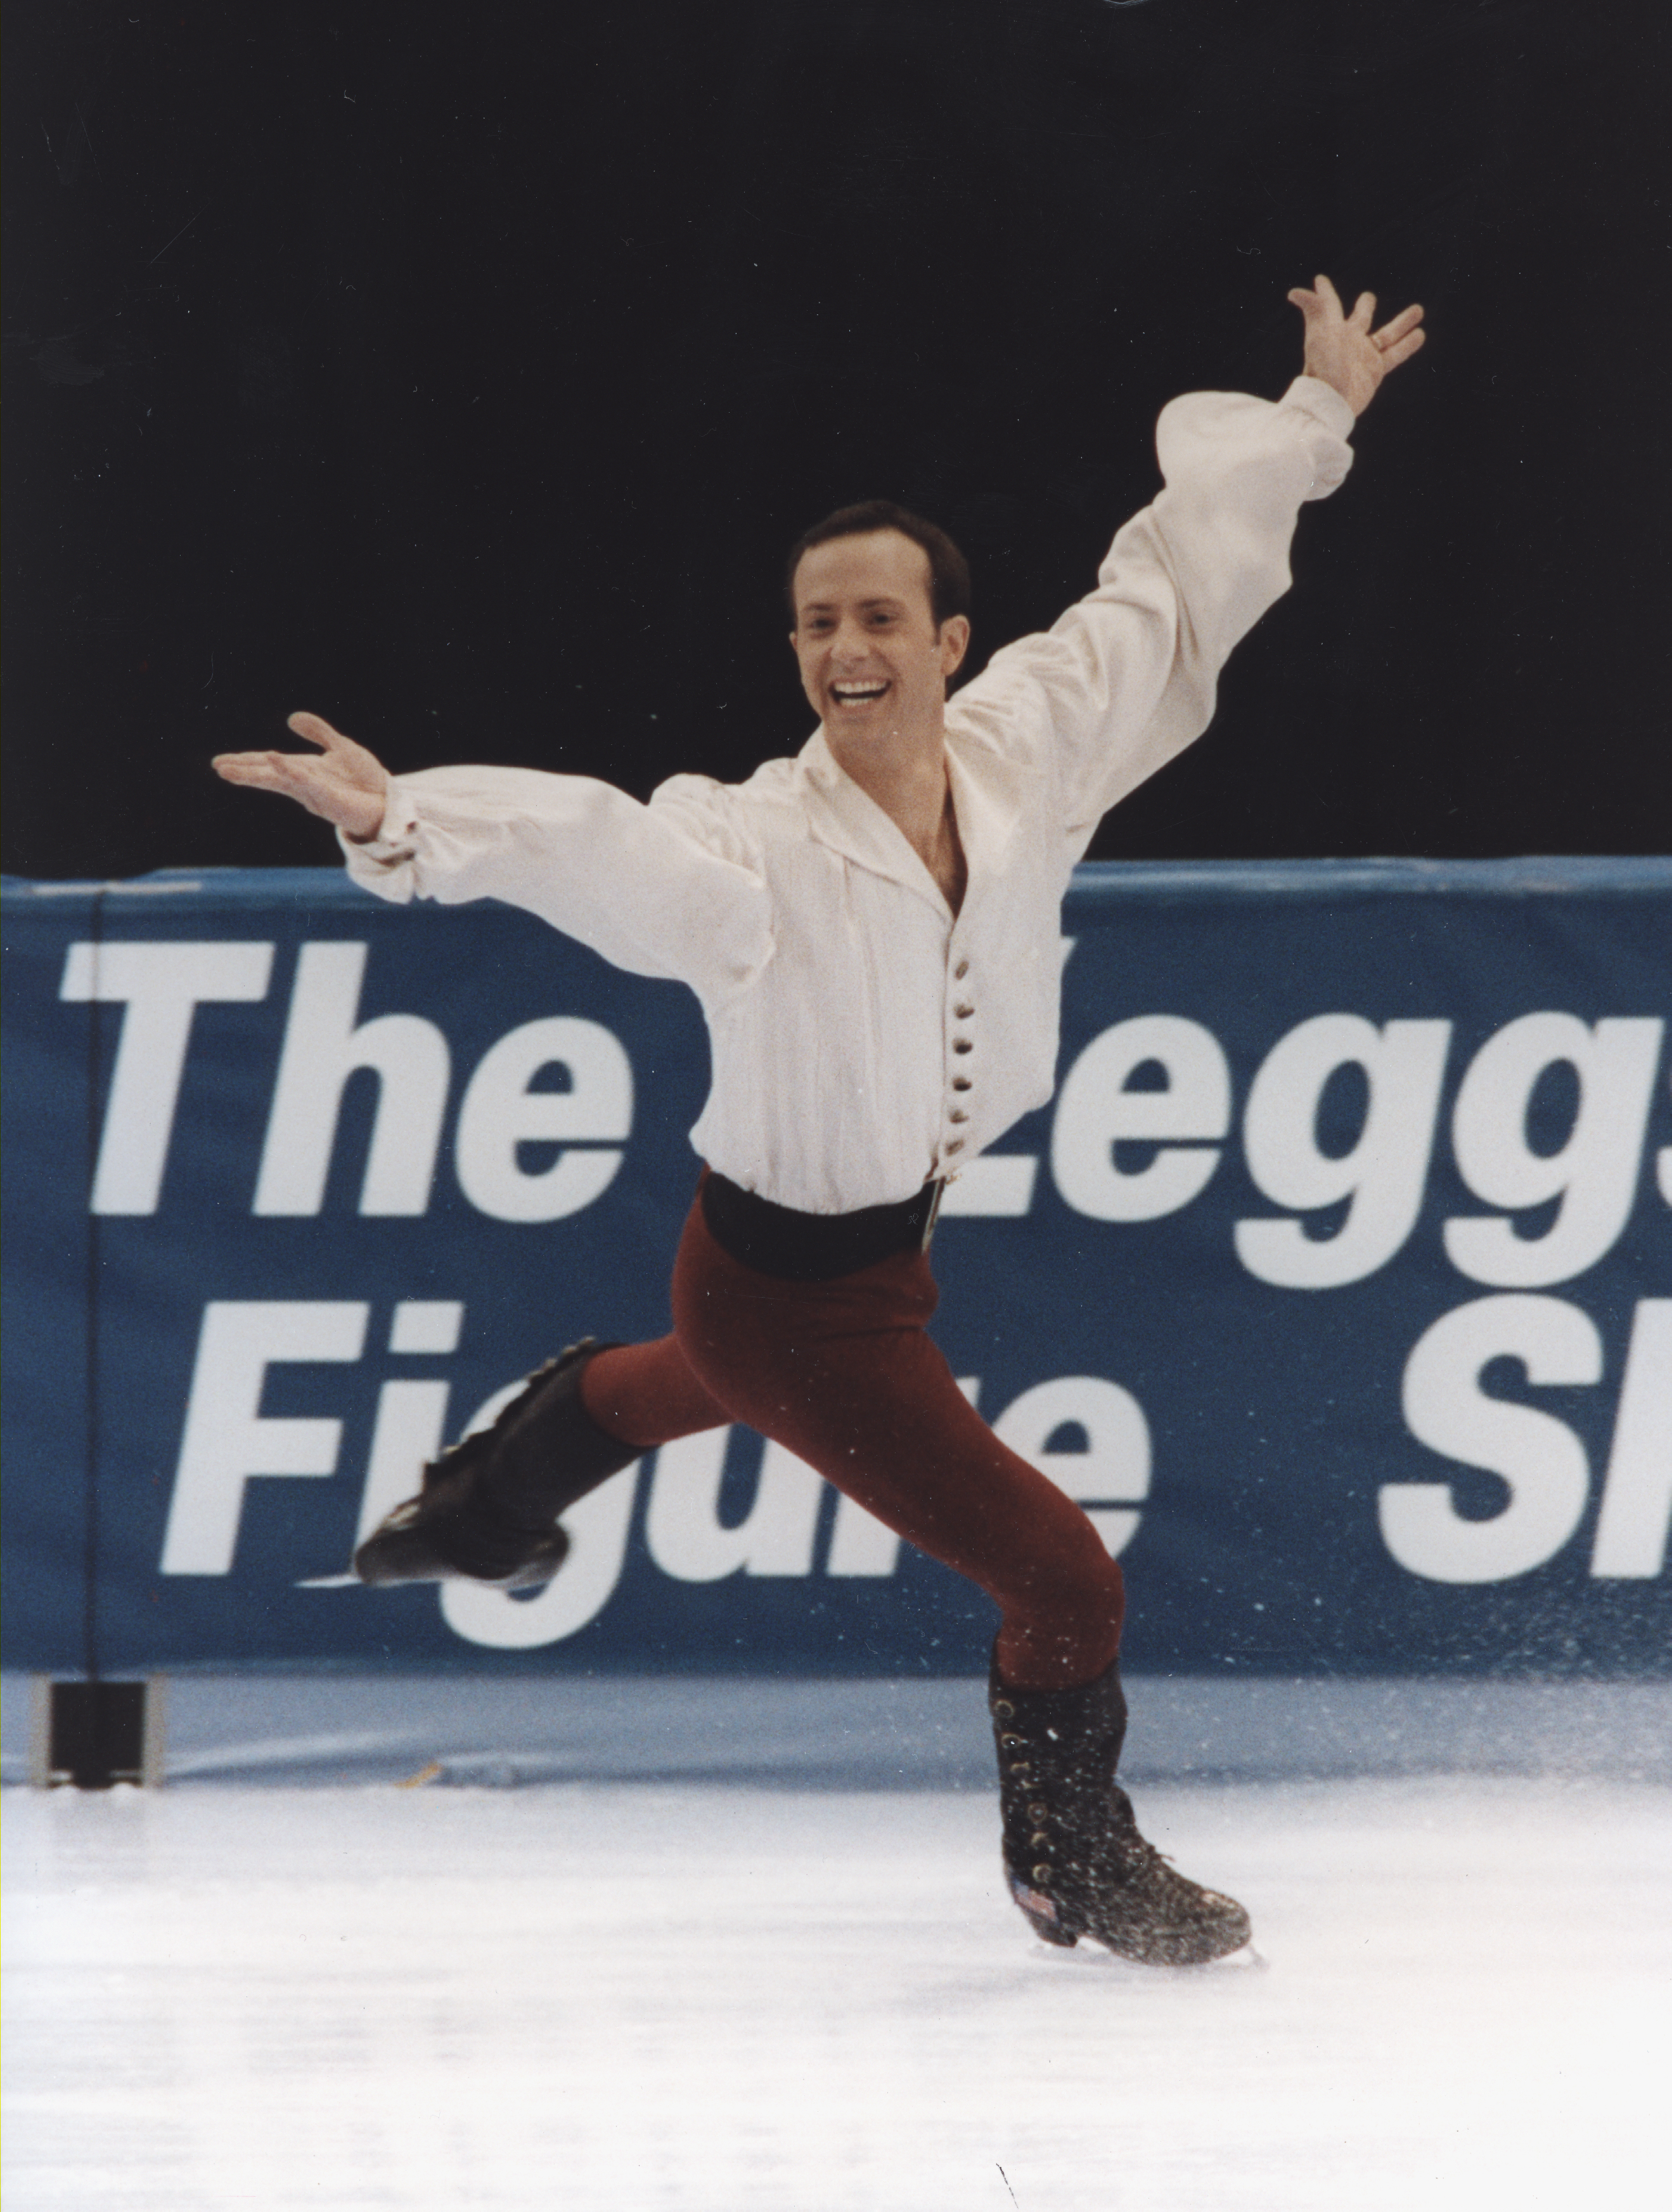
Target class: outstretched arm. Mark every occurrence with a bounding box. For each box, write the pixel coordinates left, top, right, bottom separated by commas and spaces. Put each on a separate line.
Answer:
219, 718, 773, 992
213, 712, 390, 841
957, 273, 1424, 831
1287, 275, 1425, 416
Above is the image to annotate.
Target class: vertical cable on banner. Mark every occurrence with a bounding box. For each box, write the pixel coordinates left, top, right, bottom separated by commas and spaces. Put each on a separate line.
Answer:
82, 887, 107, 1686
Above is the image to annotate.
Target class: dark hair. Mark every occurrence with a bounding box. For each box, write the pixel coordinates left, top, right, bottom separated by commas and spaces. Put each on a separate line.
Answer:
785, 500, 971, 631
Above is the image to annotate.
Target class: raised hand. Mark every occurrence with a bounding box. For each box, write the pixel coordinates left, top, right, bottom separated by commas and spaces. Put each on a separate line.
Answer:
212, 712, 391, 843
1287, 276, 1425, 417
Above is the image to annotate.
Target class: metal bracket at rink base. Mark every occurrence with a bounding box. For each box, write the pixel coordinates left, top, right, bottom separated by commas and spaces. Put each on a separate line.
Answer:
29, 1678, 167, 1789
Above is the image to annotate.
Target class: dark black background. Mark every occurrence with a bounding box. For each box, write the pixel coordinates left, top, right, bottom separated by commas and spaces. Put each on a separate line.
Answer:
5, 0, 1666, 881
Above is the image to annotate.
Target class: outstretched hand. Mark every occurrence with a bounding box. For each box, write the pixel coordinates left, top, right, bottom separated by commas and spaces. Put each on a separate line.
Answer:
1288, 276, 1425, 417
212, 713, 390, 843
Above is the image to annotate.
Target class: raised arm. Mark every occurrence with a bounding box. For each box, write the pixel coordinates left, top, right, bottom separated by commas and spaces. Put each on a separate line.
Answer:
951, 276, 1425, 840
1286, 275, 1425, 416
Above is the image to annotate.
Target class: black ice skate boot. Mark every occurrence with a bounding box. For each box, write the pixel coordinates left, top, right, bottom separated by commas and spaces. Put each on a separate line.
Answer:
989, 1652, 1252, 1966
354, 1339, 638, 1591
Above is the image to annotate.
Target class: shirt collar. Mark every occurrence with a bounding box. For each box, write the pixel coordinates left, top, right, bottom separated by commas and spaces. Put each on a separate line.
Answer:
797, 727, 954, 917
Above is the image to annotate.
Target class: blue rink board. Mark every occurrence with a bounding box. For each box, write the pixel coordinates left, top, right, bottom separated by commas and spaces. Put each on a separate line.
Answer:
3, 857, 1668, 1676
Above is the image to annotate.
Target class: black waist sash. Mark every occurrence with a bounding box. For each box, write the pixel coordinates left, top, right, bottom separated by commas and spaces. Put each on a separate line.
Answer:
700, 1170, 945, 1282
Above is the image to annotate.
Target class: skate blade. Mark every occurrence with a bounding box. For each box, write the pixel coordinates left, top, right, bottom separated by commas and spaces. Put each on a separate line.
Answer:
1031, 1937, 1268, 1974
1133, 1939, 1268, 1974
1205, 1941, 1267, 1972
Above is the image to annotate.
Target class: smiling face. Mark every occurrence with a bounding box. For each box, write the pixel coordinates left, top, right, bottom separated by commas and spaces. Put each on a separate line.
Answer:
789, 530, 970, 760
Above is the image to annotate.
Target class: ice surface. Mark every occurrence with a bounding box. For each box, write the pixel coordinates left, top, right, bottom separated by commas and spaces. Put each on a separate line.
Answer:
6, 1771, 1669, 2211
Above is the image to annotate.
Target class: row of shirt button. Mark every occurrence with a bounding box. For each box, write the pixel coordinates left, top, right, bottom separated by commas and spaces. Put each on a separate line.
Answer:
946, 956, 973, 1156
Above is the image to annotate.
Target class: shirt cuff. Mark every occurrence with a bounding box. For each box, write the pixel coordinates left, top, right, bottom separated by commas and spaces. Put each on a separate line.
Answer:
336, 777, 419, 866
1281, 375, 1358, 442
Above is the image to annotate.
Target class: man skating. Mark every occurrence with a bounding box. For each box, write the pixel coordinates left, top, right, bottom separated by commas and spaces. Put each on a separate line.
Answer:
215, 275, 1424, 1965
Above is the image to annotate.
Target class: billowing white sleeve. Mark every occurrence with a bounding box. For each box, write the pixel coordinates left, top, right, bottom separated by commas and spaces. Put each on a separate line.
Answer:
953, 376, 1356, 841
339, 763, 773, 993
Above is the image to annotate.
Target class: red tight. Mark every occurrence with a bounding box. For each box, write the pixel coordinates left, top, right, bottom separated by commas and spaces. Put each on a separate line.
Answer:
579, 1186, 1124, 1691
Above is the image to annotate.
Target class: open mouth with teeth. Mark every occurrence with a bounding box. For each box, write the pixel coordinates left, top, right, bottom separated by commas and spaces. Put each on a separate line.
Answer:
829, 680, 891, 708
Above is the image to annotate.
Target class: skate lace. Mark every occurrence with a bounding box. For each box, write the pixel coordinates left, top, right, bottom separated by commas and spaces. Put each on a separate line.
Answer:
430, 1340, 592, 1473
1119, 1832, 1175, 1875
1104, 1801, 1194, 1887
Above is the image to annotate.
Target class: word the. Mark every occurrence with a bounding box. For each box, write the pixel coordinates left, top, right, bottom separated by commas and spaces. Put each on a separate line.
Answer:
61, 946, 1668, 1291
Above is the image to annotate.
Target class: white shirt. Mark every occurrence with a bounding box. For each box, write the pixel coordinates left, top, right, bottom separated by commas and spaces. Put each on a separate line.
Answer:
344, 376, 1356, 1213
